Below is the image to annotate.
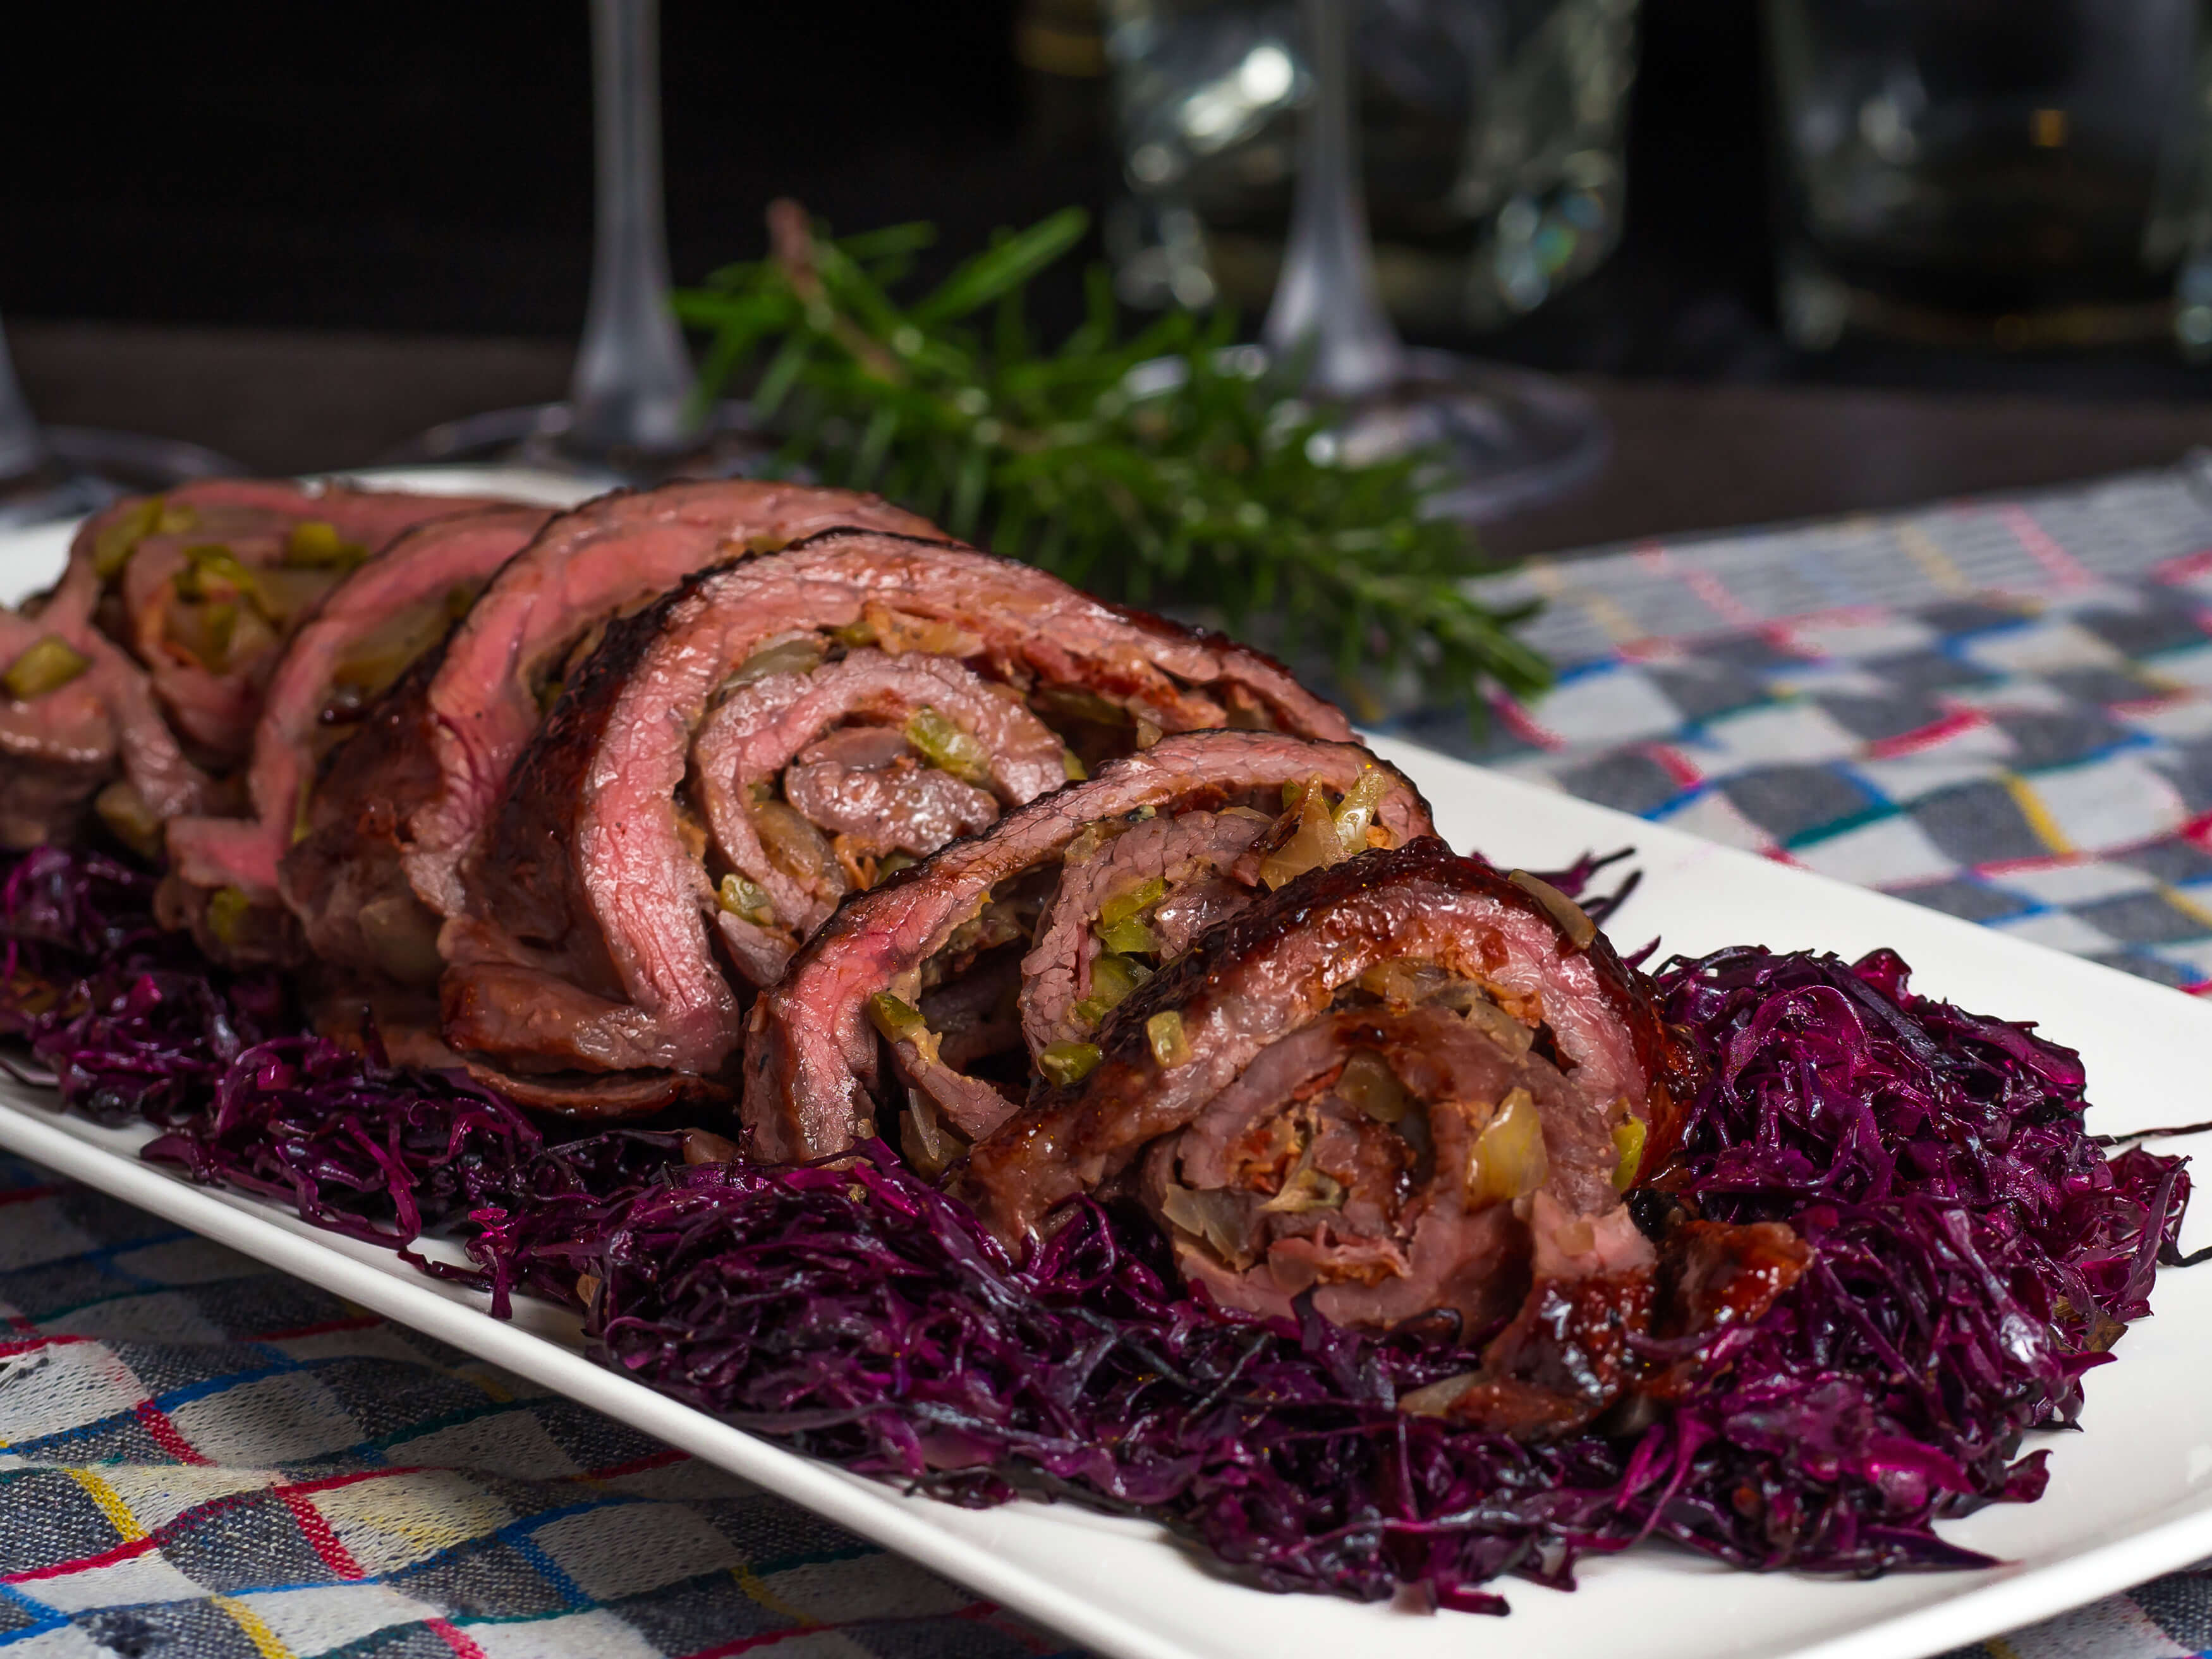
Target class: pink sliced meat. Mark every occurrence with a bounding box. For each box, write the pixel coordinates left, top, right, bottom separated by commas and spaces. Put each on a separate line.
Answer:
280, 481, 938, 1019
0, 612, 116, 848
954, 837, 1721, 1429
1018, 808, 1272, 1055
744, 732, 1430, 1163
693, 647, 1067, 950
399, 480, 940, 924
162, 504, 554, 964
959, 838, 1693, 1253
447, 542, 1358, 1115
73, 480, 513, 769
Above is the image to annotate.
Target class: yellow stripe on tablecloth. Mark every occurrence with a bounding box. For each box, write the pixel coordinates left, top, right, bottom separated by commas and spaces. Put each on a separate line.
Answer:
2163, 884, 2212, 931
2002, 774, 2077, 857
213, 1595, 295, 1659
1532, 560, 1643, 646
1895, 521, 1971, 595
731, 1559, 816, 1625
63, 1467, 145, 1541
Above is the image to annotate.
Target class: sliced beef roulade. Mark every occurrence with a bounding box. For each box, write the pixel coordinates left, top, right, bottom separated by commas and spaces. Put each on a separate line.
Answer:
743, 731, 1429, 1164
445, 541, 1357, 1114
162, 504, 556, 966
61, 480, 512, 770
281, 480, 939, 1018
958, 841, 1703, 1402
0, 481, 510, 854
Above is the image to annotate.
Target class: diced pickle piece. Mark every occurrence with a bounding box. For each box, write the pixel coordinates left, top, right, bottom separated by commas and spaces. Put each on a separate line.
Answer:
904, 705, 992, 786
93, 499, 163, 580
95, 781, 162, 858
1038, 1040, 1102, 1086
1466, 1087, 1548, 1206
1611, 1118, 1646, 1190
2, 635, 89, 701
722, 635, 826, 692
1072, 952, 1152, 1026
717, 873, 775, 927
1095, 916, 1156, 956
205, 885, 253, 947
283, 519, 370, 569
1098, 877, 1167, 930
866, 992, 928, 1044
1146, 1010, 1191, 1068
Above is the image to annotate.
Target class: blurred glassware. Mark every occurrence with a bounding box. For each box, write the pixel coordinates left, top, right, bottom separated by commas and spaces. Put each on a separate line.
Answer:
1260, 0, 1608, 520
387, 0, 762, 485
0, 317, 241, 530
1768, 0, 2212, 355
1104, 0, 1641, 339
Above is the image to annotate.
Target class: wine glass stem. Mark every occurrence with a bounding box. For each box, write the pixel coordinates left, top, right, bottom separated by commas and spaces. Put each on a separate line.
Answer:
0, 318, 52, 483
570, 0, 695, 453
1261, 0, 1405, 399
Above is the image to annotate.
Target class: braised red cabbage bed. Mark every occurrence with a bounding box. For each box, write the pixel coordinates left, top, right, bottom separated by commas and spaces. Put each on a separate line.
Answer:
0, 842, 2187, 1615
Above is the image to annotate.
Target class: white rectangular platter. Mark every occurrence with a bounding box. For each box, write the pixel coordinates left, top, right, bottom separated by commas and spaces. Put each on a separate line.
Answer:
5, 501, 2212, 1659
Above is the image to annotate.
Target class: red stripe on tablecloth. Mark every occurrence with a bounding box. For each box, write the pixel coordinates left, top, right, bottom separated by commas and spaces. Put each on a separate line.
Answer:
1865, 708, 1988, 758
581, 1447, 688, 1481
251, 1315, 383, 1342
2151, 547, 2212, 584
279, 1488, 366, 1580
425, 1619, 489, 1659
2000, 506, 2093, 589
1647, 744, 1704, 789
135, 1401, 209, 1464
4, 1533, 159, 1582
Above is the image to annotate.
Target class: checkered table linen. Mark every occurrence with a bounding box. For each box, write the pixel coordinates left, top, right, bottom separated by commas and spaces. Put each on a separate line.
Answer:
1395, 456, 2212, 995
0, 1162, 1069, 1658
8, 465, 2212, 1657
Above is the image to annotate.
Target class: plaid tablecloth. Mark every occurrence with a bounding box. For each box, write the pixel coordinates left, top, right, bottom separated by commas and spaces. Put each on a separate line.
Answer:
12, 462, 2212, 1656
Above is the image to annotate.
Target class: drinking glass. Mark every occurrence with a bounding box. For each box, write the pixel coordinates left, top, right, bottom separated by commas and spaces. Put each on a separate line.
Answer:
389, 0, 757, 483
0, 317, 241, 530
1767, 0, 2212, 353
1107, 0, 1641, 337
1191, 0, 1611, 521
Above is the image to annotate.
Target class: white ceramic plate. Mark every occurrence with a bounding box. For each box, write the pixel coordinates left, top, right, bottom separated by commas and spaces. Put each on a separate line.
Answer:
4, 501, 2212, 1659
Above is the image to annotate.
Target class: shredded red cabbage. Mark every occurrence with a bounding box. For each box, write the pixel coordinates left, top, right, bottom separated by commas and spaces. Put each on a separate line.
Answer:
0, 844, 2190, 1613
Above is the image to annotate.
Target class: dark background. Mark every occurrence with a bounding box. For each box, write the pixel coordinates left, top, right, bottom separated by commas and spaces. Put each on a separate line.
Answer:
8, 0, 2204, 404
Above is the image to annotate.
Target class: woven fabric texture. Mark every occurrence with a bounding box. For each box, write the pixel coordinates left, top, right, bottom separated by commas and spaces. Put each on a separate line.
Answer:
0, 1163, 1069, 1658
8, 464, 2212, 1655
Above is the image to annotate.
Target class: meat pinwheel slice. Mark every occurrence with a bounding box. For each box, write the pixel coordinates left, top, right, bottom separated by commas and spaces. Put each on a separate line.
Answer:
743, 731, 1429, 1163
0, 481, 512, 853
383, 479, 939, 927
959, 838, 1713, 1438
446, 547, 1359, 1115
61, 480, 511, 769
161, 504, 556, 966
282, 481, 938, 1055
0, 611, 115, 849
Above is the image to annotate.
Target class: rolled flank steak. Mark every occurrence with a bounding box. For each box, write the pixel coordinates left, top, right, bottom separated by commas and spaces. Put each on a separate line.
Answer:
283, 480, 937, 1066
164, 504, 557, 966
444, 537, 1355, 1115
743, 730, 1428, 1165
956, 838, 1796, 1440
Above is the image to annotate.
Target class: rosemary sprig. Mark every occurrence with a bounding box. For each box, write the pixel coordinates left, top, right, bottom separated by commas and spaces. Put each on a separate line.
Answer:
674, 202, 1550, 715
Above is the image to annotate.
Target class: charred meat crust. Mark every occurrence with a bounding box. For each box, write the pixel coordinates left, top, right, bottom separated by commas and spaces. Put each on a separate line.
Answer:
959, 837, 1691, 1252
743, 732, 1435, 1164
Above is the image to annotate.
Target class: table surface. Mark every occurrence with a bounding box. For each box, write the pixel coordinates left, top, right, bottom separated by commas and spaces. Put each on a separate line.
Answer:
18, 320, 2212, 559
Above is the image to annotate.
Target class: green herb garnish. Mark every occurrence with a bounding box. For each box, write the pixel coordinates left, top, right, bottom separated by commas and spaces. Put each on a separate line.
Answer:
675, 203, 1550, 715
